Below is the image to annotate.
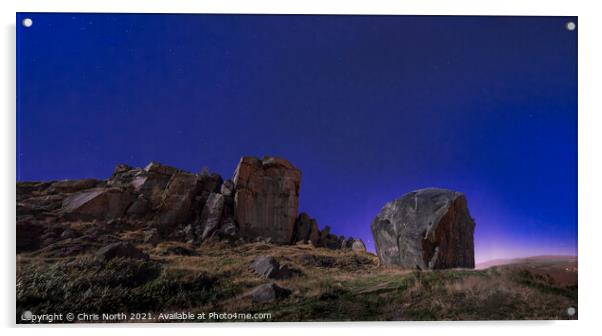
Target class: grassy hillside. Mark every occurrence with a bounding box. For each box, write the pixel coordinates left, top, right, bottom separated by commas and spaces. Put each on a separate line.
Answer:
16, 241, 577, 322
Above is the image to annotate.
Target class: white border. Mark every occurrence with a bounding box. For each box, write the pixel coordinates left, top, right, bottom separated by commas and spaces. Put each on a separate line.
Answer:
2, 1, 601, 335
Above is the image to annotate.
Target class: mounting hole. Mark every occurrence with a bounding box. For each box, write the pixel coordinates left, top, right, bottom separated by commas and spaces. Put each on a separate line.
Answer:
566, 21, 576, 31
567, 306, 576, 316
22, 18, 33, 28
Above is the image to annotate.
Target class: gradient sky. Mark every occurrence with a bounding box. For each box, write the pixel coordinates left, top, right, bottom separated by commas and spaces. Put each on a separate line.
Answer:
16, 14, 577, 262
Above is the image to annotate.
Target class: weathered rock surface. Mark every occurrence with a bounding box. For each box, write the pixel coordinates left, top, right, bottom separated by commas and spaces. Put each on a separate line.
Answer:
156, 172, 199, 230
49, 179, 102, 193
17, 157, 358, 255
61, 188, 132, 220
371, 188, 475, 270
197, 193, 225, 241
233, 156, 301, 244
95, 241, 149, 262
250, 283, 291, 303
250, 255, 292, 279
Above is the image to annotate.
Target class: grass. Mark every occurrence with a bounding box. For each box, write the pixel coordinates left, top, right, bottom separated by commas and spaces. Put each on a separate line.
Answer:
16, 241, 578, 322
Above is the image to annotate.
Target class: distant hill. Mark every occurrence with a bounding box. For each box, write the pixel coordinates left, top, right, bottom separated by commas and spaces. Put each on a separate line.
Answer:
477, 255, 577, 287
476, 255, 577, 269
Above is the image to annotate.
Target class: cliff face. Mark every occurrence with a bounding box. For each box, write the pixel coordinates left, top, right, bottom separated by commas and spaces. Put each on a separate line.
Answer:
371, 188, 475, 270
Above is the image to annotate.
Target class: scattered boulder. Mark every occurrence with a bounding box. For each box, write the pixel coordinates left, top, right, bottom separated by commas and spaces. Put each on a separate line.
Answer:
371, 188, 475, 270
250, 255, 292, 279
351, 239, 367, 253
95, 241, 149, 262
233, 156, 301, 244
250, 283, 291, 303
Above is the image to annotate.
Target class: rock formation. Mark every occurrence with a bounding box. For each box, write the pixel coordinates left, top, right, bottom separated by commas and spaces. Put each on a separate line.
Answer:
292, 212, 320, 244
371, 188, 475, 270
233, 156, 301, 244
16, 156, 356, 255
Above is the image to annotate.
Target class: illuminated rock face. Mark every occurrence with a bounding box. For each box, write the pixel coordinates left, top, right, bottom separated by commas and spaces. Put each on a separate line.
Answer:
233, 156, 301, 244
371, 188, 475, 270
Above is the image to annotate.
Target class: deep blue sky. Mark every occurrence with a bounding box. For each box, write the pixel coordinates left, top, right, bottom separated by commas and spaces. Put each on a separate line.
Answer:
16, 14, 577, 262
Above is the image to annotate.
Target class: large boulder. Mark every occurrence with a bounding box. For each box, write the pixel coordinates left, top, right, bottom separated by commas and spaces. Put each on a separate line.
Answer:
371, 188, 475, 270
61, 188, 132, 220
233, 156, 301, 244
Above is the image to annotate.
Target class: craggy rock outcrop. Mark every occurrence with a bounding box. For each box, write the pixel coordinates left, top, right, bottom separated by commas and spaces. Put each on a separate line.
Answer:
233, 156, 301, 244
16, 156, 358, 256
371, 188, 475, 270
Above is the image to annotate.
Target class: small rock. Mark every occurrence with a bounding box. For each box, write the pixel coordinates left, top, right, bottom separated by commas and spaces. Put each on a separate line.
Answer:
60, 228, 79, 239
351, 239, 367, 253
95, 242, 149, 262
250, 283, 291, 303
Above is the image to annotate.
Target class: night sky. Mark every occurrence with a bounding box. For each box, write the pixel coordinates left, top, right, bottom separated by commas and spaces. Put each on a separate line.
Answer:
16, 14, 577, 262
